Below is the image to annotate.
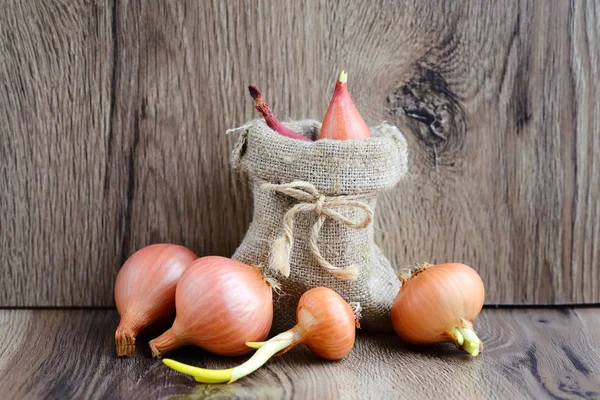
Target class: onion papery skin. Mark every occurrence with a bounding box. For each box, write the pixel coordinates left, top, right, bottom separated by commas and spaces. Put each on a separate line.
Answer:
319, 71, 371, 141
114, 244, 197, 356
149, 256, 273, 357
296, 287, 357, 360
391, 263, 485, 346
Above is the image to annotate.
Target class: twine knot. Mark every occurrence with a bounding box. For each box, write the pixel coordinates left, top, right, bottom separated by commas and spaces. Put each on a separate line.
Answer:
314, 195, 326, 216
261, 181, 374, 280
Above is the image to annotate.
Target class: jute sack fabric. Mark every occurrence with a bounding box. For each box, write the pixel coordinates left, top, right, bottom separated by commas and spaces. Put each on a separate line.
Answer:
230, 120, 408, 331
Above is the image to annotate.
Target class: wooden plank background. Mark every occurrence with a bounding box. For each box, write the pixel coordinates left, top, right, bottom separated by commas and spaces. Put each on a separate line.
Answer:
1, 0, 598, 307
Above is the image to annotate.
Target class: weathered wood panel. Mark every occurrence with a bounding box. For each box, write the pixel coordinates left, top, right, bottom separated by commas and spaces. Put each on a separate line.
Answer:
0, 1, 116, 305
0, 308, 599, 399
1, 0, 598, 306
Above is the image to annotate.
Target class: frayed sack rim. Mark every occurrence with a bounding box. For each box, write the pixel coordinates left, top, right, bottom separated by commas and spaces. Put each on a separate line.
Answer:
231, 120, 409, 195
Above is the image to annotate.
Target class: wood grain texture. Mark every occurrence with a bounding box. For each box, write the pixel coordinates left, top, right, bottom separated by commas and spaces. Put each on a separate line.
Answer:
0, 1, 115, 306
1, 0, 599, 306
0, 308, 598, 400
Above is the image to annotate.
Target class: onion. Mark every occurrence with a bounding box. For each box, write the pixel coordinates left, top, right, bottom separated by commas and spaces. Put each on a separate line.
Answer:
114, 244, 197, 356
248, 85, 312, 142
148, 256, 273, 358
391, 263, 485, 356
163, 287, 358, 383
318, 71, 371, 140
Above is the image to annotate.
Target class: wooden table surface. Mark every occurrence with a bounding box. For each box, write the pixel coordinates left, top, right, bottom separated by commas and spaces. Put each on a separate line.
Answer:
0, 308, 599, 400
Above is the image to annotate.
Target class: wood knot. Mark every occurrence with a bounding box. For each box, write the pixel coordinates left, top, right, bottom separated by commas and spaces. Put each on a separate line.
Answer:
386, 67, 467, 170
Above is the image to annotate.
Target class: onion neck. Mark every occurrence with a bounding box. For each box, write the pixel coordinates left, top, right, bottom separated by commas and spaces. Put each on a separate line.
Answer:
399, 262, 431, 284
149, 326, 183, 358
115, 318, 141, 357
163, 328, 302, 383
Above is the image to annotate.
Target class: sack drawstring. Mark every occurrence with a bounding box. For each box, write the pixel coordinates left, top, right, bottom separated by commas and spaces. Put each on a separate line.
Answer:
261, 181, 374, 280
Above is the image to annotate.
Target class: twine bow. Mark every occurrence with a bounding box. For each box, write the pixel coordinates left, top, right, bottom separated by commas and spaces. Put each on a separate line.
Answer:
261, 181, 374, 280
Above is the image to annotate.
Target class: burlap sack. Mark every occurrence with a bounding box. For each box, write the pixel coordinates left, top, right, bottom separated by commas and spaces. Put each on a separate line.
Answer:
229, 120, 408, 332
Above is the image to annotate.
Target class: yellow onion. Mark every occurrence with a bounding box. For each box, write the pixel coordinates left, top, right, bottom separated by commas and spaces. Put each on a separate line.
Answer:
114, 244, 197, 356
392, 263, 485, 356
163, 287, 358, 383
149, 256, 273, 357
